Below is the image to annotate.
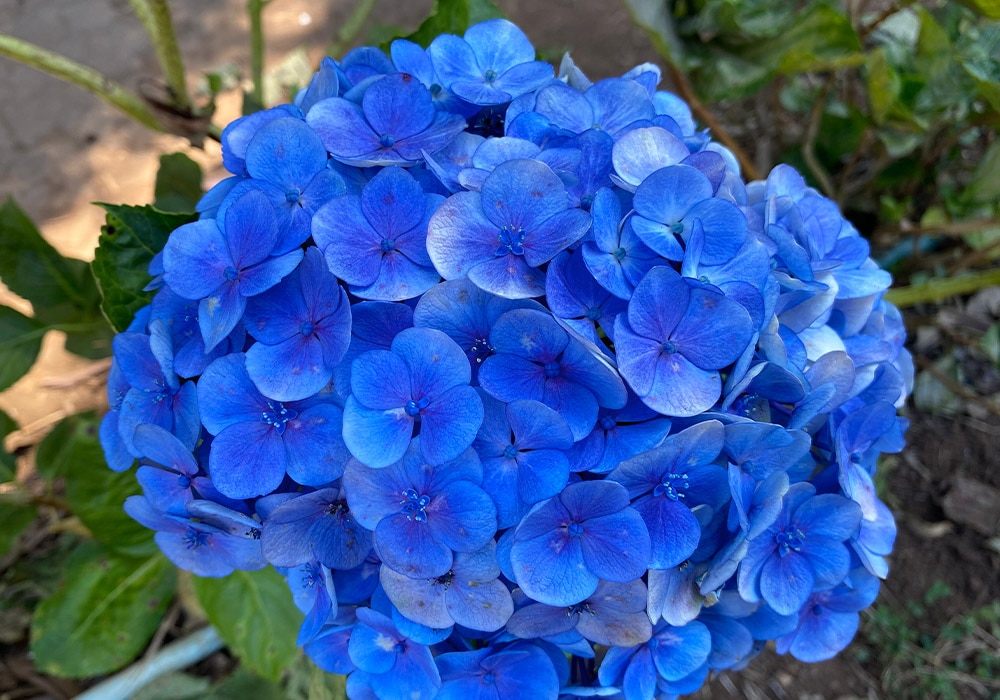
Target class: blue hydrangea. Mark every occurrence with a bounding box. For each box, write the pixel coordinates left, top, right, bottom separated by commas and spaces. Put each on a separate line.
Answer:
101, 18, 912, 699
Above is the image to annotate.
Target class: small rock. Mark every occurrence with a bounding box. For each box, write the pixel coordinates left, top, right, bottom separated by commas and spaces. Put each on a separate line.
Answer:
942, 475, 1000, 536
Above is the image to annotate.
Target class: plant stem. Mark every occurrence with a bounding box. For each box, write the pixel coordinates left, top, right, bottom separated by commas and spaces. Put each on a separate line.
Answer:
0, 34, 163, 132
885, 268, 1000, 307
248, 0, 269, 107
664, 64, 762, 181
128, 0, 193, 113
802, 76, 836, 198
328, 0, 378, 58
74, 626, 225, 700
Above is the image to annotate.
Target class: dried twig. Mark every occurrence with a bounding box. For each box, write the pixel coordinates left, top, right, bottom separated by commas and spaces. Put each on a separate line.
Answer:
664, 64, 762, 181
802, 76, 836, 197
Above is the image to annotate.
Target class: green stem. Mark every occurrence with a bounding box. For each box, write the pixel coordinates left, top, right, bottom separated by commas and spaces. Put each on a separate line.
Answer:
128, 0, 193, 113
248, 0, 269, 107
328, 0, 378, 58
886, 269, 1000, 308
0, 34, 163, 132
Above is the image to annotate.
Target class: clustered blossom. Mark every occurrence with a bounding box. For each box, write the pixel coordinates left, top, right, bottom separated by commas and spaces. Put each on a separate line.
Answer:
101, 18, 911, 699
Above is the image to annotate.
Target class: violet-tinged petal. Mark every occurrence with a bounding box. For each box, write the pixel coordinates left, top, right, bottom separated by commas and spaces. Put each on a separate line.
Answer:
375, 512, 453, 578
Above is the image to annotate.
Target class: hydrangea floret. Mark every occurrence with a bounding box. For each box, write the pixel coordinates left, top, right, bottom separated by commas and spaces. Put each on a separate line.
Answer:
100, 17, 912, 699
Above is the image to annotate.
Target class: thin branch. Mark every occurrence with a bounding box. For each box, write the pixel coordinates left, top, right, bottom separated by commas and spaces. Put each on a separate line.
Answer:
802, 76, 836, 198
886, 268, 1000, 308
877, 219, 1000, 238
947, 236, 1000, 275
0, 34, 163, 131
248, 0, 271, 107
128, 0, 193, 113
74, 626, 225, 700
664, 64, 762, 181
858, 2, 903, 40
914, 354, 1000, 419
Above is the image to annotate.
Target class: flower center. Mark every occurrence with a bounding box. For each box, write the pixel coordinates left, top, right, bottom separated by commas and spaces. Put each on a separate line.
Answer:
613, 246, 627, 261
495, 226, 526, 256
661, 340, 678, 354
379, 133, 395, 148
586, 306, 602, 321
599, 414, 617, 431
429, 83, 443, 96
503, 444, 519, 459
224, 265, 239, 281
653, 472, 689, 500
776, 527, 806, 556
183, 527, 211, 550
566, 602, 595, 616
483, 671, 496, 684
401, 488, 431, 522
381, 238, 396, 253
177, 474, 191, 489
484, 69, 498, 83
284, 188, 302, 204
671, 221, 684, 235
299, 321, 315, 336
404, 396, 431, 416
544, 360, 560, 378
567, 522, 584, 537
469, 337, 493, 364
261, 401, 298, 436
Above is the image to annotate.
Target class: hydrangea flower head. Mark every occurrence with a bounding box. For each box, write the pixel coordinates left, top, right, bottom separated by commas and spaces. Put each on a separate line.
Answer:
101, 18, 911, 699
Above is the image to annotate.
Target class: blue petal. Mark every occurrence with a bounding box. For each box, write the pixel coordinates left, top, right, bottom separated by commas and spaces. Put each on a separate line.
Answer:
760, 551, 814, 615
342, 396, 413, 469
579, 509, 651, 581
510, 527, 595, 606
245, 335, 329, 402
208, 420, 286, 498
245, 117, 327, 189
375, 512, 453, 578
634, 496, 700, 569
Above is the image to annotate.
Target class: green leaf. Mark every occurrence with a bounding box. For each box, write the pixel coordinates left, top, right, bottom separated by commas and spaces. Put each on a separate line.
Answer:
154, 153, 204, 214
763, 4, 864, 75
965, 139, 1000, 204
0, 500, 36, 558
867, 49, 902, 125
0, 198, 104, 326
206, 667, 286, 700
405, 0, 505, 48
91, 204, 196, 333
131, 673, 212, 700
30, 544, 176, 678
0, 306, 44, 393
623, 0, 688, 68
0, 408, 17, 482
38, 412, 153, 556
193, 568, 303, 681
955, 0, 1000, 19
915, 8, 953, 81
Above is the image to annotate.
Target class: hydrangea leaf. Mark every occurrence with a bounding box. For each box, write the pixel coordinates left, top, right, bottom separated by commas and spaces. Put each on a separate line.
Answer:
193, 567, 304, 681
0, 306, 44, 393
0, 198, 106, 332
30, 543, 176, 678
0, 408, 16, 482
405, 0, 506, 49
93, 204, 197, 332
153, 152, 204, 213
40, 412, 157, 557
